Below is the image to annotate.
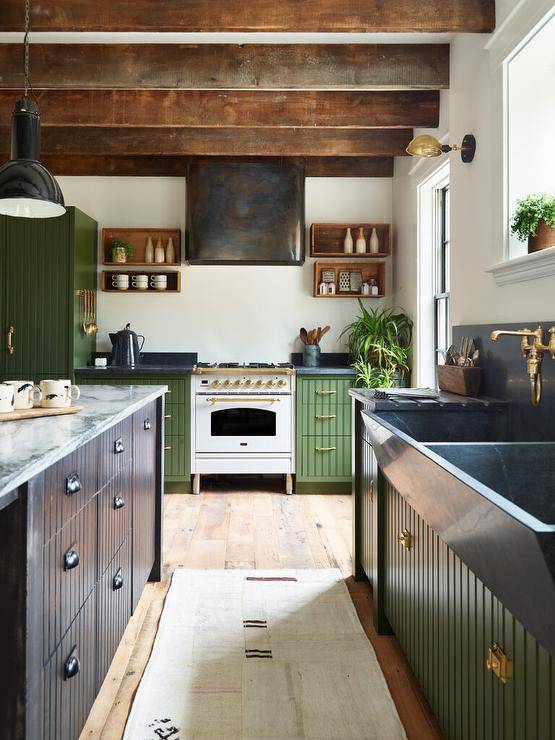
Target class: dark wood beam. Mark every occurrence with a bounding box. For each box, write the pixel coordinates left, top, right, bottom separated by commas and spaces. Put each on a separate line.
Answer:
0, 90, 439, 129
0, 126, 412, 157
33, 156, 394, 178
1, 1, 495, 32
0, 44, 449, 91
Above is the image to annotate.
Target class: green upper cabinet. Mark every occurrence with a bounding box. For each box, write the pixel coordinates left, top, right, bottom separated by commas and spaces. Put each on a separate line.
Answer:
295, 374, 353, 491
0, 207, 97, 380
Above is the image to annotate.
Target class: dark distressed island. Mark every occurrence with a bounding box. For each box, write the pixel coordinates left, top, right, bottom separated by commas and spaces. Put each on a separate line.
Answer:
0, 385, 166, 740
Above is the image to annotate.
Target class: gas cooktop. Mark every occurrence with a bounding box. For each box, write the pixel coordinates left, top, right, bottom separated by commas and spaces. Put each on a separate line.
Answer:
196, 362, 294, 369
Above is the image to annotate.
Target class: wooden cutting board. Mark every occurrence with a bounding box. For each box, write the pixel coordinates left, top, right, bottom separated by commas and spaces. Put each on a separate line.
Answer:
0, 405, 84, 422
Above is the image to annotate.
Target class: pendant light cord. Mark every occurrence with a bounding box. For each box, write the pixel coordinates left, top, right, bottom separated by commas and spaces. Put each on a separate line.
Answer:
23, 0, 34, 99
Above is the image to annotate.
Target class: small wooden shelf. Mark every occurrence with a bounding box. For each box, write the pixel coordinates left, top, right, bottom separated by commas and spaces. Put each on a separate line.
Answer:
102, 227, 181, 266
102, 270, 181, 293
310, 223, 391, 258
313, 260, 385, 298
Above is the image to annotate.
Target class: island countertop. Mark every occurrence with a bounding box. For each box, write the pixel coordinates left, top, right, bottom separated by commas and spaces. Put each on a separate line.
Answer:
0, 384, 167, 507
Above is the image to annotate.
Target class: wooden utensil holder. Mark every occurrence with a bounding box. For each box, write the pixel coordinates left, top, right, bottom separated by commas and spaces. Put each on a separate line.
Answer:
437, 365, 482, 397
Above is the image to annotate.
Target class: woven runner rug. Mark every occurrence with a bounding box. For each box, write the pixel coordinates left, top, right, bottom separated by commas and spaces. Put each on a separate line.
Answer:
123, 569, 406, 739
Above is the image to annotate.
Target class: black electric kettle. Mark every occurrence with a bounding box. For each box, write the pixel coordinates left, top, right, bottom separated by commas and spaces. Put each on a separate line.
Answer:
109, 323, 145, 368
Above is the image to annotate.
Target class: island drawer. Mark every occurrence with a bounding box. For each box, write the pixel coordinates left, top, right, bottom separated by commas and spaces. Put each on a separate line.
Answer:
97, 416, 133, 490
298, 378, 352, 406
43, 440, 98, 542
97, 536, 132, 681
43, 495, 98, 662
98, 466, 131, 574
43, 591, 97, 740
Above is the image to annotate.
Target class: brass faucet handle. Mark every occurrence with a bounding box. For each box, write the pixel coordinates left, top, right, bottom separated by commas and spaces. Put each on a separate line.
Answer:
548, 327, 555, 358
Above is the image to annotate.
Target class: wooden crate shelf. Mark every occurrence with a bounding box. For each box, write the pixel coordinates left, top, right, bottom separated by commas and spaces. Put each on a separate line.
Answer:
102, 227, 181, 266
102, 270, 181, 293
310, 223, 391, 258
313, 260, 385, 298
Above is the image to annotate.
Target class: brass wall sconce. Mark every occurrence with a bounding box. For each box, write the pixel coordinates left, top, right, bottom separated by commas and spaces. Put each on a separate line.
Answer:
406, 134, 476, 163
490, 325, 555, 406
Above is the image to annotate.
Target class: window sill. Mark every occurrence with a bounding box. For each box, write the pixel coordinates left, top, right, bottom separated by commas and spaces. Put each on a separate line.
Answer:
487, 246, 555, 286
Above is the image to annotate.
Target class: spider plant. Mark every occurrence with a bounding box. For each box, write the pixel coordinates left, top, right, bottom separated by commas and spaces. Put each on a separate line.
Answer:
341, 302, 413, 388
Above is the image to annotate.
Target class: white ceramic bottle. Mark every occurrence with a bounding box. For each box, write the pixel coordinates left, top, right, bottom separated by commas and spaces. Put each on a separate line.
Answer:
369, 228, 380, 255
355, 227, 366, 254
145, 237, 154, 263
343, 227, 353, 254
154, 237, 165, 263
166, 237, 175, 263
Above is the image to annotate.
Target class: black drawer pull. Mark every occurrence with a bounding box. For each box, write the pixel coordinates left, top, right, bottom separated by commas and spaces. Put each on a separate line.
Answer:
114, 496, 125, 510
64, 548, 80, 571
144, 418, 151, 430
66, 472, 81, 496
112, 568, 124, 591
114, 437, 125, 454
64, 646, 80, 681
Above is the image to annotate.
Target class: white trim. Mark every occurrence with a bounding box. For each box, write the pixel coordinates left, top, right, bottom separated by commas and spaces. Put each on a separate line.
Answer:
485, 0, 555, 68
487, 247, 555, 286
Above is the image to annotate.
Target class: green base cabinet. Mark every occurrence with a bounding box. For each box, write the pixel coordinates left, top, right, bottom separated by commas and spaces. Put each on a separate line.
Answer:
382, 478, 555, 740
77, 374, 191, 491
0, 207, 97, 381
295, 375, 353, 492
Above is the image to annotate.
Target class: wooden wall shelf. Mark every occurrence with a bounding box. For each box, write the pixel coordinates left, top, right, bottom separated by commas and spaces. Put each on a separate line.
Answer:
313, 260, 385, 298
102, 227, 181, 266
310, 223, 391, 258
102, 270, 181, 293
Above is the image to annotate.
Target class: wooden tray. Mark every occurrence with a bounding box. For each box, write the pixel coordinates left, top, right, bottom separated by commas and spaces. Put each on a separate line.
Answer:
0, 405, 83, 422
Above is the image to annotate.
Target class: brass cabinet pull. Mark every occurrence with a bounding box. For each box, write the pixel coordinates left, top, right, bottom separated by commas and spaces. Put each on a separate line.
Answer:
164, 445, 172, 450
315, 446, 336, 452
487, 642, 512, 683
166, 389, 172, 394
369, 480, 375, 501
7, 325, 14, 355
315, 389, 336, 396
164, 414, 172, 419
315, 414, 336, 420
398, 528, 412, 551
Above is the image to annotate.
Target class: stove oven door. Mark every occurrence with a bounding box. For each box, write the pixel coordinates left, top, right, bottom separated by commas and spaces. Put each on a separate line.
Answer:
195, 395, 291, 453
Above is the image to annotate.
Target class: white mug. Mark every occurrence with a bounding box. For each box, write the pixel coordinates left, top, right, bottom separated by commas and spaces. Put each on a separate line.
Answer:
0, 383, 15, 413
150, 275, 167, 291
112, 274, 129, 291
4, 380, 42, 410
40, 380, 81, 408
132, 274, 148, 290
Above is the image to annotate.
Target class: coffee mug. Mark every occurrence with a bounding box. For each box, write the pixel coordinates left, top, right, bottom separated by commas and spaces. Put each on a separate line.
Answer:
0, 383, 15, 413
112, 274, 129, 291
150, 275, 167, 291
132, 274, 148, 291
40, 380, 81, 408
4, 380, 42, 410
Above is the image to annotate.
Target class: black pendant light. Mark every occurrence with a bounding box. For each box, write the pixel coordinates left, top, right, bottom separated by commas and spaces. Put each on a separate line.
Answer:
0, 0, 65, 218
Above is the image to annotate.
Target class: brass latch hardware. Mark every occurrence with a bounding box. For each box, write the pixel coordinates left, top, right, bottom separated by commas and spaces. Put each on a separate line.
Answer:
7, 325, 14, 355
487, 642, 511, 683
398, 528, 412, 551
315, 414, 336, 420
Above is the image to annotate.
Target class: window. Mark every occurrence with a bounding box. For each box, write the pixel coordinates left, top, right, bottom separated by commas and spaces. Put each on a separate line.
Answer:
434, 185, 450, 367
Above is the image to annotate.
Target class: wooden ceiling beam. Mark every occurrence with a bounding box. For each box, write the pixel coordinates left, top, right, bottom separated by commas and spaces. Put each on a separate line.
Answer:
0, 44, 449, 91
1, 0, 495, 32
0, 90, 439, 129
30, 156, 394, 178
0, 126, 413, 157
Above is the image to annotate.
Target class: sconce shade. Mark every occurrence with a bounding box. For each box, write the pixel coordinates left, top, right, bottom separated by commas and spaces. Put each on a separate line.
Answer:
406, 134, 444, 158
0, 98, 65, 218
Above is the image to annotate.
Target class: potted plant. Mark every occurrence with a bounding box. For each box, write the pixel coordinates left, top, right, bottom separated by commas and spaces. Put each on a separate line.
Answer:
511, 193, 555, 254
108, 239, 133, 264
341, 302, 413, 388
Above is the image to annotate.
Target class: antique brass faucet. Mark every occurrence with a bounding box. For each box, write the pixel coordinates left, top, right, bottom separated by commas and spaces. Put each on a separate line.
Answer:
490, 326, 555, 406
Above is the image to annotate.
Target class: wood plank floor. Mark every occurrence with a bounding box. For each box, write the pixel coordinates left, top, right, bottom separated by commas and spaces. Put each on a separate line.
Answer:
80, 485, 443, 740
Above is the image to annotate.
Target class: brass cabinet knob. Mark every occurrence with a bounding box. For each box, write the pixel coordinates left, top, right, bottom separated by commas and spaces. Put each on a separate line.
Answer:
398, 528, 412, 551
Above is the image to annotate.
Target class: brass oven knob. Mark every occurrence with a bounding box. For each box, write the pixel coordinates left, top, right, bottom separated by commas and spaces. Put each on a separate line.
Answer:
267, 379, 276, 387
212, 379, 222, 387
277, 379, 287, 387
244, 378, 254, 387
255, 380, 265, 387
223, 379, 232, 387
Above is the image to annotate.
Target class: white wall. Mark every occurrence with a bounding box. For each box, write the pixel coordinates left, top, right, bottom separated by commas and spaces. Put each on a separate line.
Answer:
392, 1, 555, 385
58, 176, 392, 361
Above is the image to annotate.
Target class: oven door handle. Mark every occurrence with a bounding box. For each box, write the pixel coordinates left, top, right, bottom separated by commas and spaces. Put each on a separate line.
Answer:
206, 397, 281, 404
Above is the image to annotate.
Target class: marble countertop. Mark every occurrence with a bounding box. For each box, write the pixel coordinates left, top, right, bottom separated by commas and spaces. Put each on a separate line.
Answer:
0, 385, 167, 506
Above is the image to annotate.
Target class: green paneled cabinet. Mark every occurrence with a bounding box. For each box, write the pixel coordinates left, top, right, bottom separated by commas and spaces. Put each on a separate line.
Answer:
77, 374, 191, 492
295, 375, 353, 493
0, 207, 97, 380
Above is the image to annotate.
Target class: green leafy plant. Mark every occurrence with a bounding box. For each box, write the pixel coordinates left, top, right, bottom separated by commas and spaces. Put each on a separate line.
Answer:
108, 239, 133, 261
341, 302, 413, 388
511, 194, 555, 241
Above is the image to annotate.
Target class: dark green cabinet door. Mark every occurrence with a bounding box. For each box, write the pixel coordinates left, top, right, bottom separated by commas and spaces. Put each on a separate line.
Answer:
3, 213, 70, 376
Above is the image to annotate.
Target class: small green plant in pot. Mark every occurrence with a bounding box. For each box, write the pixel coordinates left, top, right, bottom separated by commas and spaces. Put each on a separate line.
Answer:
109, 239, 133, 264
341, 302, 413, 389
511, 194, 555, 254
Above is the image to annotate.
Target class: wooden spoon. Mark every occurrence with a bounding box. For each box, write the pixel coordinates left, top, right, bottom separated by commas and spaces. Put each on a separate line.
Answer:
319, 325, 331, 341
81, 290, 88, 334
300, 327, 308, 344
